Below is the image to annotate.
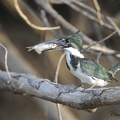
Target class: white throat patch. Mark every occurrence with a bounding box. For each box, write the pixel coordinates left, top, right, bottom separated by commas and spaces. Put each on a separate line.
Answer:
64, 47, 84, 58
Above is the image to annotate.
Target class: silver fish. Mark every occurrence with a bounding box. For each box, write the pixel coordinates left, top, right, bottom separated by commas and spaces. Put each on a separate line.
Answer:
27, 42, 57, 54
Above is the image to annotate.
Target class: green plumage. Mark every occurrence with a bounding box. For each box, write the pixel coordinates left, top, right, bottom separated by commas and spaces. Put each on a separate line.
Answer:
79, 58, 115, 81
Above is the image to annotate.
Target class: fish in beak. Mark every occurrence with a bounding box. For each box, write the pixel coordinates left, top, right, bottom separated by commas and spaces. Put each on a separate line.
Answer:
27, 39, 66, 54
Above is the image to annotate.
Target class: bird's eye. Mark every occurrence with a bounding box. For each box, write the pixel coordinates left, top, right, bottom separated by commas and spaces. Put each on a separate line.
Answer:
65, 39, 70, 44
61, 38, 70, 44
61, 39, 65, 42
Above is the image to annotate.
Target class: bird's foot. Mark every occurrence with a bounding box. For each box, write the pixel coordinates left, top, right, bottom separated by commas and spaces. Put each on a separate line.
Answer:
86, 87, 93, 90
85, 85, 94, 91
80, 85, 94, 92
76, 83, 85, 91
76, 87, 85, 91
79, 82, 84, 87
76, 84, 94, 92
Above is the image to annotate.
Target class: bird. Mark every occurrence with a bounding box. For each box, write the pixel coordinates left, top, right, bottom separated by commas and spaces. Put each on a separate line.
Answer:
28, 31, 120, 88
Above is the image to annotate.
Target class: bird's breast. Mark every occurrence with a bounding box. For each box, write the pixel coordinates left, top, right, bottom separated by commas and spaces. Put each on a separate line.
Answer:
65, 53, 108, 86
66, 53, 79, 71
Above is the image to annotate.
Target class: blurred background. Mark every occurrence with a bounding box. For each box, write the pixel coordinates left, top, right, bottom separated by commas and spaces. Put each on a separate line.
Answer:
0, 0, 120, 120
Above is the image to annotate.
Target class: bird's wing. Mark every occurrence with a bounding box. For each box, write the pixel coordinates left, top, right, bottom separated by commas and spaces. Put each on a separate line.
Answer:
79, 58, 111, 81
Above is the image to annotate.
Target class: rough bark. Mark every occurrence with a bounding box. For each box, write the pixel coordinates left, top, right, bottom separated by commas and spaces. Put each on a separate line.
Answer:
0, 71, 120, 110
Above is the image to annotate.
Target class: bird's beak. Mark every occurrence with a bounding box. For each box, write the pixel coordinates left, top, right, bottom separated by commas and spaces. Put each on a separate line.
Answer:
41, 39, 66, 51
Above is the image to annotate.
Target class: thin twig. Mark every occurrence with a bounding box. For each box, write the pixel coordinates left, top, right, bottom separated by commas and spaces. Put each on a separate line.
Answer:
0, 43, 11, 83
85, 30, 117, 50
96, 52, 102, 63
72, 0, 97, 14
56, 104, 63, 120
50, 0, 63, 4
107, 17, 120, 36
61, 0, 102, 26
35, 0, 101, 44
71, 0, 114, 30
40, 10, 63, 38
60, 0, 114, 30
14, 0, 60, 30
84, 45, 120, 58
54, 52, 65, 120
93, 0, 104, 25
54, 52, 65, 83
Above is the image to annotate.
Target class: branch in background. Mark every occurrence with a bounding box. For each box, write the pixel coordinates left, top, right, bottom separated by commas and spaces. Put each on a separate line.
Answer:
35, 0, 78, 33
21, 0, 120, 60
33, 0, 114, 54
84, 45, 120, 58
85, 31, 117, 50
50, 0, 115, 32
40, 8, 120, 59
14, 0, 60, 30
34, 0, 95, 45
34, 0, 118, 50
50, 0, 63, 4
40, 10, 63, 38
54, 53, 65, 120
107, 17, 120, 36
93, 0, 104, 25
36, 8, 120, 59
60, 0, 114, 30
56, 104, 62, 120
54, 52, 65, 83
83, 31, 120, 58
0, 43, 11, 81
0, 71, 120, 111
96, 52, 102, 63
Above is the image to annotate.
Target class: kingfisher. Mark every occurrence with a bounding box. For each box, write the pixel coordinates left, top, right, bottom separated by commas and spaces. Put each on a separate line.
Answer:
28, 31, 120, 88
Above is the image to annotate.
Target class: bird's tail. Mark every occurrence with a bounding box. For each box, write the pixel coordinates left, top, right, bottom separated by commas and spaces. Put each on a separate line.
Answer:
109, 62, 120, 74
109, 62, 120, 82
112, 76, 118, 82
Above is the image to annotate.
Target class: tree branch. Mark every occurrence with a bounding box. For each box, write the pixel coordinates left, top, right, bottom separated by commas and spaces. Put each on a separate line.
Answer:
0, 71, 120, 111
14, 0, 60, 30
34, 0, 95, 45
60, 0, 114, 30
